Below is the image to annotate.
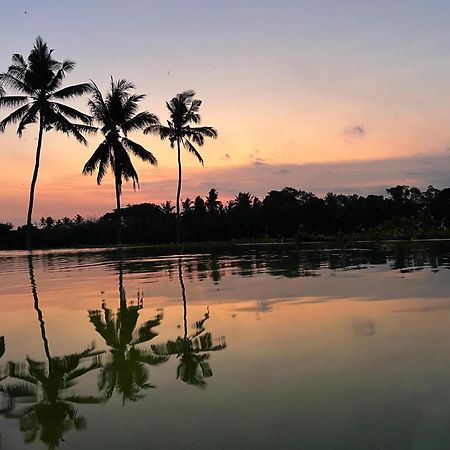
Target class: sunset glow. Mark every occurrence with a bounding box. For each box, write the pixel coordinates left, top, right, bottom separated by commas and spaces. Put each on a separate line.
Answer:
2, 1, 450, 224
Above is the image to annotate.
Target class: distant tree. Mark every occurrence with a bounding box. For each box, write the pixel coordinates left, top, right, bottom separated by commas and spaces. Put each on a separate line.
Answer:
82, 78, 159, 244
182, 197, 194, 215
0, 37, 94, 249
205, 188, 222, 214
0, 222, 13, 237
144, 90, 217, 243
161, 201, 175, 215
193, 196, 207, 216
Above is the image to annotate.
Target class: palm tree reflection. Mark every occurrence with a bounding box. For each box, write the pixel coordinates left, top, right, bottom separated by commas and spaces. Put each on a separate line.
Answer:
152, 258, 226, 387
88, 264, 168, 403
0, 256, 103, 449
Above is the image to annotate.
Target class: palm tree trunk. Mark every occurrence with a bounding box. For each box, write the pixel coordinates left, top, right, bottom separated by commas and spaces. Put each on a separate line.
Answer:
115, 176, 122, 245
26, 114, 44, 251
176, 138, 182, 244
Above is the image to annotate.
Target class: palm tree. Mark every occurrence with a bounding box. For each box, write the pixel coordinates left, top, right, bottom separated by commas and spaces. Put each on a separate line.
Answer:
88, 265, 167, 403
0, 256, 103, 449
205, 188, 222, 214
83, 78, 159, 244
0, 37, 94, 250
144, 90, 217, 243
151, 258, 226, 387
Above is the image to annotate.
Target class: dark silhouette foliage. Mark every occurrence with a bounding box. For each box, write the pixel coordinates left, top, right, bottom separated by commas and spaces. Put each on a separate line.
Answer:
2, 184, 450, 249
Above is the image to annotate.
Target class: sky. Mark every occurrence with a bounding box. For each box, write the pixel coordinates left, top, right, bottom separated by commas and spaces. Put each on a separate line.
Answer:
2, 0, 450, 224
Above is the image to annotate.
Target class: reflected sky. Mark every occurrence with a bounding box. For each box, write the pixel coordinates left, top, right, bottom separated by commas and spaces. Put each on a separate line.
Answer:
1, 242, 450, 449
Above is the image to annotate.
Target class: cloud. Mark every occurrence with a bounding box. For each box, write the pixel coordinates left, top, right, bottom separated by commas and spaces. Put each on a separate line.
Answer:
344, 124, 366, 138
3, 152, 450, 225
252, 158, 266, 166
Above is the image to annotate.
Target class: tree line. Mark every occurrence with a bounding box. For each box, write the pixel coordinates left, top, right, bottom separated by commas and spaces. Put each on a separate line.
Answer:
0, 37, 217, 249
1, 184, 450, 249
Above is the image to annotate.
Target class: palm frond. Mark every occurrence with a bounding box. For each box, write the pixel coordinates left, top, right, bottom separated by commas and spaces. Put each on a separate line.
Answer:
122, 138, 157, 165
111, 140, 139, 189
52, 82, 92, 100
47, 59, 76, 92
82, 141, 111, 184
46, 108, 91, 144
0, 103, 31, 132
0, 72, 33, 94
51, 102, 93, 125
190, 126, 218, 140
16, 103, 40, 136
11, 53, 26, 69
122, 111, 160, 134
183, 139, 204, 165
62, 394, 104, 404
0, 95, 29, 108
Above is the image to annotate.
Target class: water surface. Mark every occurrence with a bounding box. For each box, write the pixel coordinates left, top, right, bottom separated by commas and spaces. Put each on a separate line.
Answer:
1, 242, 450, 450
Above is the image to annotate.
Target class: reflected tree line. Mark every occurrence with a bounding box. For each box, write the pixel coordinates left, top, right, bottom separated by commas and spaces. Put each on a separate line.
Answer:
0, 256, 226, 449
33, 241, 448, 284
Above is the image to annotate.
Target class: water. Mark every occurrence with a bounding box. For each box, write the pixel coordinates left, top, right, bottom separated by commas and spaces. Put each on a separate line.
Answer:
1, 241, 450, 450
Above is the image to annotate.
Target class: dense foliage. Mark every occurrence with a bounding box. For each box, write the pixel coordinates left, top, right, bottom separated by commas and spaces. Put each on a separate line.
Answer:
1, 184, 450, 249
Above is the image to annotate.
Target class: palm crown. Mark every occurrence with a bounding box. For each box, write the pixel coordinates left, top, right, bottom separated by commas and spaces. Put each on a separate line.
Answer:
144, 89, 217, 164
83, 78, 159, 190
0, 36, 93, 140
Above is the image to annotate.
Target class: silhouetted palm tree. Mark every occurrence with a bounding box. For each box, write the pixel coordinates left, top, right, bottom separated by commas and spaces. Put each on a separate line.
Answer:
182, 197, 194, 214
82, 78, 159, 244
205, 188, 222, 214
0, 37, 94, 250
88, 266, 167, 403
0, 256, 103, 449
144, 90, 217, 243
151, 258, 226, 387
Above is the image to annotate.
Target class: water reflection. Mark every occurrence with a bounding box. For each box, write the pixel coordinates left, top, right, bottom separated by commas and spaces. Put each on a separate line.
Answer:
152, 259, 226, 387
0, 257, 103, 449
88, 263, 168, 403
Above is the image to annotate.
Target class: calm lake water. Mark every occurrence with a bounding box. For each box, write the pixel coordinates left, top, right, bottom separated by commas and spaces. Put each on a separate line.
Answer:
1, 241, 450, 450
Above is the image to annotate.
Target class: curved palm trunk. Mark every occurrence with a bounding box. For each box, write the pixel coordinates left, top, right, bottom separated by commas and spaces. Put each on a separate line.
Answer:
178, 258, 188, 339
114, 176, 122, 245
26, 114, 45, 251
176, 139, 182, 244
28, 255, 53, 374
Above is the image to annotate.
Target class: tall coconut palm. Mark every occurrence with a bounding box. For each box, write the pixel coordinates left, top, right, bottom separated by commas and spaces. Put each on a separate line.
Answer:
0, 37, 94, 250
144, 90, 217, 243
83, 78, 159, 244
